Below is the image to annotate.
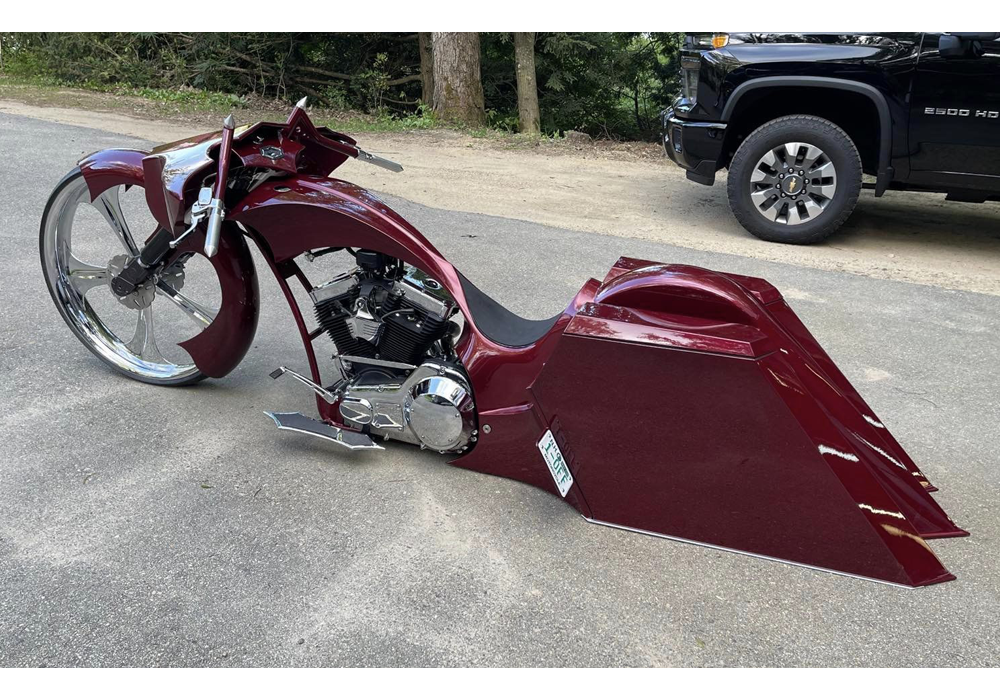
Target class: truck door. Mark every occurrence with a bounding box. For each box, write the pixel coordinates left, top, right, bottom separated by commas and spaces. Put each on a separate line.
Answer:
909, 32, 1000, 190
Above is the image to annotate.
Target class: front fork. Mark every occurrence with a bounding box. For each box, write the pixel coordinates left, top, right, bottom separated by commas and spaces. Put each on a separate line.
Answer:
110, 114, 235, 296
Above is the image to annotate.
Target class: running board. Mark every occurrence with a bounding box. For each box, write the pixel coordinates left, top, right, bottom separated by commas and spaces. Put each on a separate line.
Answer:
264, 411, 384, 451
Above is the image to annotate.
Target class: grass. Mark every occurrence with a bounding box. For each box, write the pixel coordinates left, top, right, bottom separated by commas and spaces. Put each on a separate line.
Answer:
0, 72, 573, 150
0, 73, 447, 134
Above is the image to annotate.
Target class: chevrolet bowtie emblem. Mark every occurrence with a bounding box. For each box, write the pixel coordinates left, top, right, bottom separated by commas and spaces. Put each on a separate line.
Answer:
789, 177, 798, 189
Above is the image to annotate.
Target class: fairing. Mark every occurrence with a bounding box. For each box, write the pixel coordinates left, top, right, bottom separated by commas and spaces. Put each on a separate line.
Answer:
135, 107, 358, 234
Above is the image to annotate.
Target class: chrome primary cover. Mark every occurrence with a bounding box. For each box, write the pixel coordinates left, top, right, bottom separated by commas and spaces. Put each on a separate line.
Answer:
339, 362, 476, 452
407, 375, 471, 451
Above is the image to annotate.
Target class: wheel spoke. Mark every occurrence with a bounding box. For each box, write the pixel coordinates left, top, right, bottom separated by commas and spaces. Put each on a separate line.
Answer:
751, 168, 777, 185
67, 257, 109, 297
810, 160, 836, 178
750, 188, 777, 207
782, 142, 804, 166
787, 202, 805, 225
94, 187, 139, 256
126, 306, 167, 364
802, 199, 824, 218
760, 200, 783, 222
812, 184, 837, 199
801, 145, 825, 170
155, 282, 217, 329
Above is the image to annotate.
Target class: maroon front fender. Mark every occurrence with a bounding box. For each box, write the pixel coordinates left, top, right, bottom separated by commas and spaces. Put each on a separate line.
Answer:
174, 221, 260, 378
78, 149, 147, 199
77, 149, 260, 379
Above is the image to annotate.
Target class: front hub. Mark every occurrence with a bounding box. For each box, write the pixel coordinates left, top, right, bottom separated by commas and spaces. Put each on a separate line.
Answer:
781, 173, 805, 196
107, 254, 155, 309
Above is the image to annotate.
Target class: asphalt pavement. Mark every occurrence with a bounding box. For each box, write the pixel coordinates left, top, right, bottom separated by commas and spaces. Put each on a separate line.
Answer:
1, 112, 999, 667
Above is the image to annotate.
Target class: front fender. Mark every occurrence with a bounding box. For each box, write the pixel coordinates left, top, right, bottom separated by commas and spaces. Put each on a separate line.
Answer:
174, 221, 260, 378
78, 149, 147, 199
77, 149, 259, 379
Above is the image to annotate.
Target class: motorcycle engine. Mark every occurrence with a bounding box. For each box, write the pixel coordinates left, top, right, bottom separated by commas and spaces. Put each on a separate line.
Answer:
309, 250, 476, 453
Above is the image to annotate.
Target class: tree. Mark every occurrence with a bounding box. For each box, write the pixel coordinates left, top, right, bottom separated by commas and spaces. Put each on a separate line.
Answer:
513, 32, 540, 134
431, 32, 486, 126
418, 32, 434, 107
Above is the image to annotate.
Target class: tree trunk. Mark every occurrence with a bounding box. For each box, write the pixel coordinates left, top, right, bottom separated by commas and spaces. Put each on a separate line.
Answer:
431, 32, 485, 126
513, 32, 540, 134
418, 32, 434, 107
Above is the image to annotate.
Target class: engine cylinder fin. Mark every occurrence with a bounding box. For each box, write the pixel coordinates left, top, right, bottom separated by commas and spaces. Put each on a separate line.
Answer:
380, 311, 447, 365
314, 292, 376, 359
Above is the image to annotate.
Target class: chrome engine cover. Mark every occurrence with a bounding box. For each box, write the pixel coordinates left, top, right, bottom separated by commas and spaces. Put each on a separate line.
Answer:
339, 361, 476, 452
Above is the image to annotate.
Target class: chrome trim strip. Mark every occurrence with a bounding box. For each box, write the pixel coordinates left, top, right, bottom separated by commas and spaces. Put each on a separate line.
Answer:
582, 517, 914, 589
666, 115, 727, 130
339, 354, 417, 371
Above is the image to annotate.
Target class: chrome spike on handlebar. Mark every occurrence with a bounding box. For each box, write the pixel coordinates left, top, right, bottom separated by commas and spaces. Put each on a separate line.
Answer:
223, 113, 235, 129
296, 96, 308, 110
355, 148, 404, 173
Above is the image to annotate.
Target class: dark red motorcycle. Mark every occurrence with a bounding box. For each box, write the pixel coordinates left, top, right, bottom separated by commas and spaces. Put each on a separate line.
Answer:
40, 101, 967, 587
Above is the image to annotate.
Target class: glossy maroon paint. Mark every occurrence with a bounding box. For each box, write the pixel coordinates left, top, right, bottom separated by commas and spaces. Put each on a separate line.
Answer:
78, 149, 146, 198
76, 112, 965, 586
525, 260, 962, 586
173, 221, 260, 378
212, 119, 236, 202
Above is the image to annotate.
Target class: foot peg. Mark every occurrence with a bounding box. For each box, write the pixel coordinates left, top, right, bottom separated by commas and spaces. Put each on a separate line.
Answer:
264, 411, 383, 451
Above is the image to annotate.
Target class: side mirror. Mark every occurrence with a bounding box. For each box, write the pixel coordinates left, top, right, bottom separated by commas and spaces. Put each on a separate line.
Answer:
940, 33, 998, 58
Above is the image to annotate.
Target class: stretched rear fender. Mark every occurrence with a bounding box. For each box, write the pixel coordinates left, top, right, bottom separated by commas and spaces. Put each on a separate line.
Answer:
521, 258, 964, 586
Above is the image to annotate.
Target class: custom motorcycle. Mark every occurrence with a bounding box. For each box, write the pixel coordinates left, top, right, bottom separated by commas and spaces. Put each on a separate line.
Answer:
40, 100, 967, 587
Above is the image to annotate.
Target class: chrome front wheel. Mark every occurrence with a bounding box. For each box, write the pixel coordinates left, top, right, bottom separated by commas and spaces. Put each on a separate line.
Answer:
39, 170, 219, 385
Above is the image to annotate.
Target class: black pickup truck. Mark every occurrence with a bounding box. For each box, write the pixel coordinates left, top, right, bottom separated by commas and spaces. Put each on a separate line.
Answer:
662, 33, 1000, 244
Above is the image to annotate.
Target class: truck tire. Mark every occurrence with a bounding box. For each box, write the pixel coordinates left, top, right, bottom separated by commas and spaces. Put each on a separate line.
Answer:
727, 115, 862, 244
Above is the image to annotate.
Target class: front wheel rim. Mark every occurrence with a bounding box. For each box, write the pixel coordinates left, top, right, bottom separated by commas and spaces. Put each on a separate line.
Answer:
41, 174, 218, 382
748, 141, 838, 226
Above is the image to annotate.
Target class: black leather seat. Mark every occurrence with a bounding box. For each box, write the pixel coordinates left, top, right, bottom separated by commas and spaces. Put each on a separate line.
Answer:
457, 272, 561, 347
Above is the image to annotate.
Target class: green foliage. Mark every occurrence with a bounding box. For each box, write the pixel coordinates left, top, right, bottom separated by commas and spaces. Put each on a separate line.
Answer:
355, 52, 391, 114
324, 102, 438, 134
482, 32, 682, 141
0, 31, 682, 141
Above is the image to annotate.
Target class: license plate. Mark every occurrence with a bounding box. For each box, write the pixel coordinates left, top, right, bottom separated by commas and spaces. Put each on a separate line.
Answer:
537, 429, 574, 497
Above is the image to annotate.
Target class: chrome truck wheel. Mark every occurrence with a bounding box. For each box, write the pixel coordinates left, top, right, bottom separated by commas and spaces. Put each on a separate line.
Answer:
727, 115, 862, 244
749, 141, 837, 224
39, 170, 219, 385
